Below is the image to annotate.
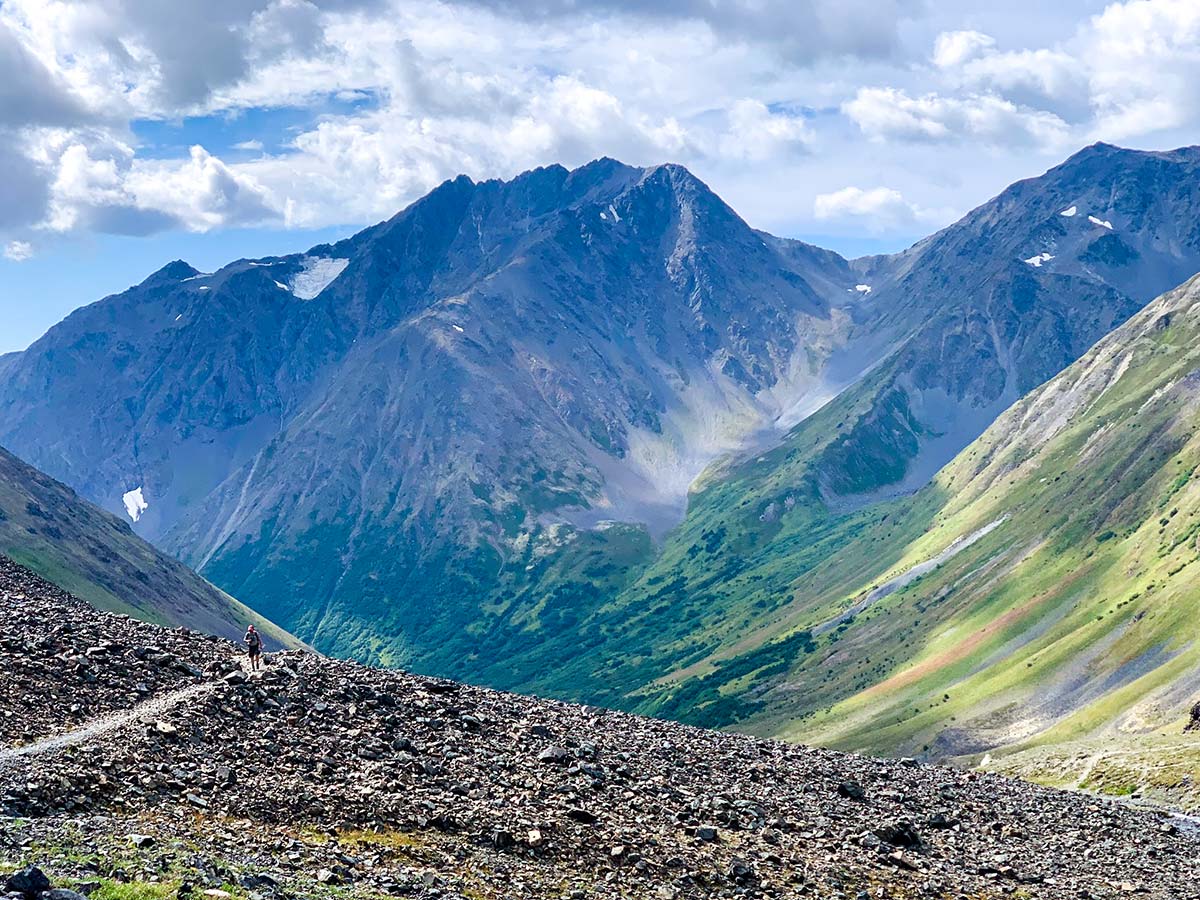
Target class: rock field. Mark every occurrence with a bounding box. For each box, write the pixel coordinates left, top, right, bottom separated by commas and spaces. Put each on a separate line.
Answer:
1, 555, 1198, 899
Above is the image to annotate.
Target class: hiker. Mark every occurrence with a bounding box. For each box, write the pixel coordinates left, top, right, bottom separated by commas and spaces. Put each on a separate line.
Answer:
244, 624, 263, 671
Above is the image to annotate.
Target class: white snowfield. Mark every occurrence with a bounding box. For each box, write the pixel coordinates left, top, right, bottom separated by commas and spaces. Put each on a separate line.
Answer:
1060, 206, 1077, 217
854, 284, 872, 294
1088, 215, 1113, 230
122, 487, 148, 523
289, 257, 349, 300
1024, 252, 1054, 267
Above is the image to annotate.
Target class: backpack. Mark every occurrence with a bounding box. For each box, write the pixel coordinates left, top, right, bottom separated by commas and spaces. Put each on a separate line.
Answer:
246, 630, 262, 651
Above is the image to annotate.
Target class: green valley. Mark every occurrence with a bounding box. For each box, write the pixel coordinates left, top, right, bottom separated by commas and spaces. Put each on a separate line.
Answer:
604, 273, 1200, 798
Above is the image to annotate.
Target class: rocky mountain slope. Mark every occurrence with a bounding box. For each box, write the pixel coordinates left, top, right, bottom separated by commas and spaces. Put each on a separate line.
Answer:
3, 556, 1199, 900
2, 144, 1200, 695
0, 447, 296, 647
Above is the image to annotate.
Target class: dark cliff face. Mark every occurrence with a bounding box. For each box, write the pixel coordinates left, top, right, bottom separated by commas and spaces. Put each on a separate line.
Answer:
4, 146, 1200, 688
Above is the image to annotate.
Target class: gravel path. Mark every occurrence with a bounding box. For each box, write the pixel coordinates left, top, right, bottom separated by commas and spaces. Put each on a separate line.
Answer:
0, 682, 215, 768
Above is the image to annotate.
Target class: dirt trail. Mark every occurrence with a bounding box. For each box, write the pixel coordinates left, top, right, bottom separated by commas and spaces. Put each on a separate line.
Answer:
0, 682, 216, 767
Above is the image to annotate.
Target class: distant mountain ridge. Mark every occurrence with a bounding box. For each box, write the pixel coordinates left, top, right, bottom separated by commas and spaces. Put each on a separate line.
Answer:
3, 143, 1200, 701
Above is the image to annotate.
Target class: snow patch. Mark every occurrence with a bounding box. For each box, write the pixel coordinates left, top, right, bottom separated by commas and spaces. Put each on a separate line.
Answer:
1060, 206, 1077, 217
1088, 215, 1113, 230
175, 314, 183, 321
452, 324, 465, 333
599, 211, 607, 220
273, 280, 289, 291
608, 204, 622, 223
122, 487, 148, 523
181, 273, 210, 282
197, 286, 209, 291
1024, 252, 1054, 267
854, 284, 872, 294
289, 256, 349, 300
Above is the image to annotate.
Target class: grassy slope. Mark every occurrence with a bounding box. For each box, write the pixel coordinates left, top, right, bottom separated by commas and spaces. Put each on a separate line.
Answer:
0, 446, 301, 649
782, 278, 1200, 759
545, 275, 1200, 812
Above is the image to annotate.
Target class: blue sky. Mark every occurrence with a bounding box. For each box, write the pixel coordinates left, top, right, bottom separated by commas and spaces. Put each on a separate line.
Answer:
3, 0, 1200, 353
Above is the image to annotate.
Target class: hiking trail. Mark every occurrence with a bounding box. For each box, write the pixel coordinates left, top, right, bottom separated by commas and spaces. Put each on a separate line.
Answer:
0, 682, 216, 767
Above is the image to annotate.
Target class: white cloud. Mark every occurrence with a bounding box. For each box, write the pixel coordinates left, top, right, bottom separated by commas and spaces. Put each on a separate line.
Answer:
932, 30, 995, 68
1085, 0, 1200, 139
125, 145, 279, 232
718, 99, 810, 161
40, 140, 277, 235
452, 0, 919, 63
843, 86, 1071, 149
931, 29, 1089, 121
3, 240, 33, 261
813, 185, 926, 229
0, 0, 1199, 254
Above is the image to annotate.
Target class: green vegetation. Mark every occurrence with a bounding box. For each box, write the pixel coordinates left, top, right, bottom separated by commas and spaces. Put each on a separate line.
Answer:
479, 277, 1200, 781
89, 882, 183, 900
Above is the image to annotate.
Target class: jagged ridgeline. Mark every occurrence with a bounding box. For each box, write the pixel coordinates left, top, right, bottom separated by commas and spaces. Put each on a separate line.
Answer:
4, 144, 1200, 762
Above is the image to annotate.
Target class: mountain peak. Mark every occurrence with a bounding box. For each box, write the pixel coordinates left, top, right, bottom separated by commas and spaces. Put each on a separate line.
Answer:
141, 259, 200, 286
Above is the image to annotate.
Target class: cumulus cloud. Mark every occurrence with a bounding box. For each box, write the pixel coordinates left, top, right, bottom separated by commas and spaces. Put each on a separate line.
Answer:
1, 0, 1200, 251
41, 140, 278, 235
930, 30, 1089, 121
1085, 0, 1200, 139
718, 100, 811, 161
3, 240, 33, 261
0, 20, 93, 126
813, 185, 928, 230
126, 145, 279, 231
843, 87, 1071, 149
932, 30, 995, 69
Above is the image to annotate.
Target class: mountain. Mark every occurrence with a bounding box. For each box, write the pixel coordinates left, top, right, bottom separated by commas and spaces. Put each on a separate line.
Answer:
444, 142, 1200, 707
3, 555, 1198, 900
0, 444, 297, 647
2, 144, 1200, 694
0, 159, 861, 665
627, 272, 1200, 807
792, 140, 1200, 502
